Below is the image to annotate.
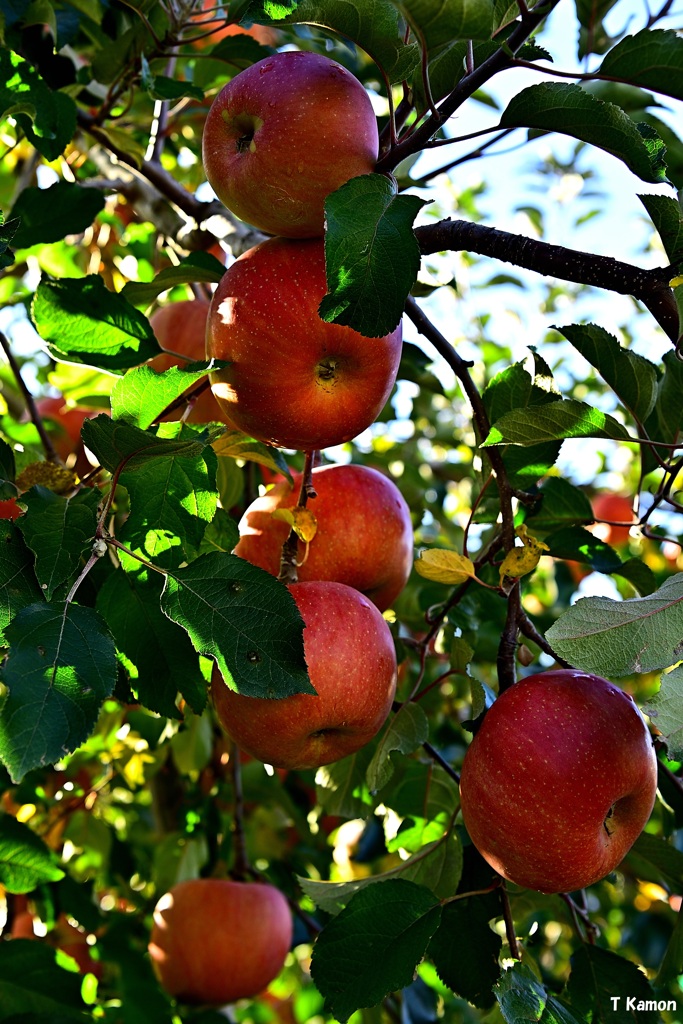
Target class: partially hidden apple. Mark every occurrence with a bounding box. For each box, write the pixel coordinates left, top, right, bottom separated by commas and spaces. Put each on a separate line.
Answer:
211, 580, 398, 770
149, 299, 230, 424
149, 878, 292, 1005
202, 50, 379, 238
459, 669, 658, 894
235, 463, 413, 610
35, 396, 106, 478
189, 3, 278, 49
206, 236, 403, 450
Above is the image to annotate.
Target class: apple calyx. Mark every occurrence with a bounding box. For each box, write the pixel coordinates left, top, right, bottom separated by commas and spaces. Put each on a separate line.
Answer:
226, 112, 264, 153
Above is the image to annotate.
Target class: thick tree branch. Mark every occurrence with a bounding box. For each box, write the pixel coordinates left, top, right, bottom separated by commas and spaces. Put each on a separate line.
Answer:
415, 219, 679, 342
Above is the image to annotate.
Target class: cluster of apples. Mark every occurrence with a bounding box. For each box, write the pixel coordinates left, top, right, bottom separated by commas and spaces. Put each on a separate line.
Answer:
149, 49, 413, 1008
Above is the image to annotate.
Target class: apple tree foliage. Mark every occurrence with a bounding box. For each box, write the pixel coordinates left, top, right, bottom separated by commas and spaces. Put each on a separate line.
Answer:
0, 0, 681, 1020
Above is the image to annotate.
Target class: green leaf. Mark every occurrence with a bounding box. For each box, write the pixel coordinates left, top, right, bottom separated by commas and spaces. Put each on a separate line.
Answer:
199, 507, 240, 556
545, 572, 683, 676
0, 521, 45, 643
300, 831, 462, 914
397, 0, 494, 45
81, 416, 213, 474
656, 902, 683, 987
309, 879, 442, 1022
429, 888, 502, 1009
495, 962, 547, 1024
243, 0, 421, 82
483, 359, 560, 425
527, 478, 594, 531
385, 760, 460, 853
556, 323, 659, 423
499, 82, 669, 184
565, 945, 661, 1023
0, 815, 65, 893
10, 182, 105, 249
483, 399, 631, 446
642, 350, 683, 476
140, 53, 204, 101
161, 552, 313, 698
110, 363, 224, 430
643, 664, 683, 760
0, 48, 77, 161
96, 569, 207, 718
599, 28, 683, 104
121, 251, 226, 307
118, 428, 217, 569
544, 525, 622, 572
0, 213, 18, 270
316, 745, 375, 819
624, 831, 683, 892
32, 275, 162, 374
212, 429, 293, 481
0, 939, 87, 1020
639, 193, 683, 270
319, 174, 426, 337
0, 603, 117, 782
16, 487, 100, 601
366, 702, 429, 792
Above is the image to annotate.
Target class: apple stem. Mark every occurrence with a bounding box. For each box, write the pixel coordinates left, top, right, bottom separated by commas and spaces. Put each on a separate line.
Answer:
500, 883, 521, 960
560, 892, 599, 945
229, 740, 251, 880
277, 450, 318, 585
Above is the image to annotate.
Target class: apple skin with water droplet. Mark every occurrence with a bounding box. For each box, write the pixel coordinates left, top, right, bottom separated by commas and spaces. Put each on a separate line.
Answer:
201, 50, 379, 238
459, 669, 658, 894
211, 580, 398, 770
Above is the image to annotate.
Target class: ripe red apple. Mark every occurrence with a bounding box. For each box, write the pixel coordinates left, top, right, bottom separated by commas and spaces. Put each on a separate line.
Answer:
591, 493, 636, 549
459, 669, 658, 894
149, 878, 292, 1005
149, 299, 231, 424
202, 50, 379, 238
206, 237, 402, 450
0, 499, 22, 520
211, 580, 398, 770
235, 463, 413, 610
189, 4, 279, 49
35, 396, 105, 478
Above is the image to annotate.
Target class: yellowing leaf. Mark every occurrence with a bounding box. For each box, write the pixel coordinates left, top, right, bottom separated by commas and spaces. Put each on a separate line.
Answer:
272, 506, 318, 543
499, 524, 549, 582
15, 461, 78, 495
414, 549, 476, 585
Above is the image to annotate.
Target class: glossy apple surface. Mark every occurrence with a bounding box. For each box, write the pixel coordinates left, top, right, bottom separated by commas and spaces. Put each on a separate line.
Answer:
149, 878, 292, 1005
206, 237, 402, 450
149, 299, 230, 424
202, 50, 379, 237
211, 580, 398, 770
235, 463, 413, 609
459, 669, 658, 894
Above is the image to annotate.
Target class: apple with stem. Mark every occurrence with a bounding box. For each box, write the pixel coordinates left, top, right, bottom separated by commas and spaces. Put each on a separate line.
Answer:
202, 50, 379, 238
459, 669, 658, 894
211, 580, 398, 770
149, 878, 292, 1005
149, 298, 231, 424
206, 236, 402, 451
235, 463, 413, 610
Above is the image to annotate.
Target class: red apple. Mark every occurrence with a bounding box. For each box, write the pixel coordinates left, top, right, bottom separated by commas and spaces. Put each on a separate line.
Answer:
591, 493, 636, 549
149, 878, 292, 1005
149, 299, 231, 424
35, 396, 106, 478
0, 499, 22, 520
202, 50, 379, 238
211, 580, 398, 770
206, 236, 402, 450
235, 463, 413, 610
459, 669, 658, 894
189, 4, 279, 49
